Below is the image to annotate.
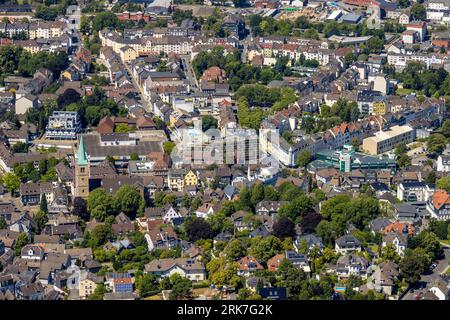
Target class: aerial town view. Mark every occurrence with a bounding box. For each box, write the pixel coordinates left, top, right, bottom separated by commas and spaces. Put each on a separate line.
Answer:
0, 0, 449, 303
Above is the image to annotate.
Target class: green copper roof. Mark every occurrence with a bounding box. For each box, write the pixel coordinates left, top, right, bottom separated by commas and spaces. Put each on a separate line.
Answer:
77, 135, 88, 166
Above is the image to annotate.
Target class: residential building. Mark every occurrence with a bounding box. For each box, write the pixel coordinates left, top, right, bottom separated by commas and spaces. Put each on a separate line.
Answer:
335, 235, 361, 254
15, 94, 38, 115
427, 189, 450, 220
397, 182, 435, 202
45, 111, 82, 140
238, 256, 264, 277
145, 258, 206, 282
19, 182, 53, 206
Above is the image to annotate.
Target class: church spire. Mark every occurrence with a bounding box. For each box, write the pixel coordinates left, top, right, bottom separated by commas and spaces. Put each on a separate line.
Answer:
77, 135, 88, 166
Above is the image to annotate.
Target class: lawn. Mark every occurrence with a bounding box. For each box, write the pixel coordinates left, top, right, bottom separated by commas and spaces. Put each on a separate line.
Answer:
395, 88, 413, 96
445, 267, 450, 275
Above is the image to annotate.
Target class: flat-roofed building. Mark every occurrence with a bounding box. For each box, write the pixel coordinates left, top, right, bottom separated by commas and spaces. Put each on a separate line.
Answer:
362, 125, 415, 155
45, 111, 81, 140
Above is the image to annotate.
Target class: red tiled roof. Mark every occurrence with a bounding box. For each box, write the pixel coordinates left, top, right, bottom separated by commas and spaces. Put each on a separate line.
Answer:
432, 189, 450, 210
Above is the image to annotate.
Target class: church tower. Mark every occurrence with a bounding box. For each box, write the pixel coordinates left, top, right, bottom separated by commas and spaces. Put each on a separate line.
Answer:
74, 135, 90, 198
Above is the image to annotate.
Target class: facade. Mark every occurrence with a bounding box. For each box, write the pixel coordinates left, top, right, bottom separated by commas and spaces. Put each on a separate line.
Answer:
79, 278, 97, 298
20, 182, 53, 206
311, 146, 396, 173
437, 154, 450, 172
362, 125, 415, 155
45, 111, 82, 140
183, 170, 198, 187
397, 182, 435, 202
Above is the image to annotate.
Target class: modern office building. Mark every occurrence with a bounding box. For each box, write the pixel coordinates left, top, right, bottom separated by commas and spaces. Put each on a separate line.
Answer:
308, 145, 396, 173
362, 125, 415, 155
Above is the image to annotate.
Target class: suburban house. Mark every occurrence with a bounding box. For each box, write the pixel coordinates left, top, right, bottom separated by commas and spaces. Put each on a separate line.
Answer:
429, 275, 450, 300
327, 254, 369, 279
367, 261, 400, 296
145, 222, 179, 251
335, 235, 361, 254
255, 201, 289, 217
238, 256, 264, 277
144, 258, 206, 282
382, 232, 408, 256
267, 251, 310, 273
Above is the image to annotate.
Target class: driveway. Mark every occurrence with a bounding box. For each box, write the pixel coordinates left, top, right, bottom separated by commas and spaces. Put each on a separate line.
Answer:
401, 247, 450, 300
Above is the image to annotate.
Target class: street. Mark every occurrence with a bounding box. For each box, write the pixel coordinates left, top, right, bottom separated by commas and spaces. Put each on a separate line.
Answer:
123, 62, 152, 113
180, 55, 199, 92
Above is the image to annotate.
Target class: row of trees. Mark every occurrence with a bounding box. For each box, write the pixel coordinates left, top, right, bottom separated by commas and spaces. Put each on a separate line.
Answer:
0, 45, 68, 82
248, 15, 387, 40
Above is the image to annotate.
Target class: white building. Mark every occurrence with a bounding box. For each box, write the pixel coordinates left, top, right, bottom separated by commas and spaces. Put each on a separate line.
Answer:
144, 258, 206, 282
437, 149, 450, 172
397, 182, 435, 202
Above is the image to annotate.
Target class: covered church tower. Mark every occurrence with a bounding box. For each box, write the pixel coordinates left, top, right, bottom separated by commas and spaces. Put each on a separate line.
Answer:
74, 135, 90, 198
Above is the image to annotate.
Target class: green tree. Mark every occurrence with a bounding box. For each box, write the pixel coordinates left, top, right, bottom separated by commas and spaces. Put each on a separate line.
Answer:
428, 219, 449, 240
380, 244, 401, 263
136, 274, 159, 298
296, 150, 312, 168
427, 133, 447, 154
440, 119, 450, 137
87, 188, 114, 221
400, 249, 428, 285
224, 239, 247, 261
88, 284, 106, 300
13, 233, 29, 256
11, 142, 28, 153
315, 220, 341, 247
436, 176, 450, 192
411, 3, 426, 21
201, 115, 218, 132
40, 194, 48, 213
91, 12, 119, 33
207, 212, 234, 234
113, 185, 145, 218
2, 173, 20, 194
278, 194, 314, 222
169, 274, 192, 300
130, 152, 139, 161
114, 123, 132, 133
250, 236, 282, 263
163, 141, 176, 155
34, 210, 48, 234
89, 224, 113, 248
0, 217, 7, 229
276, 259, 308, 299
